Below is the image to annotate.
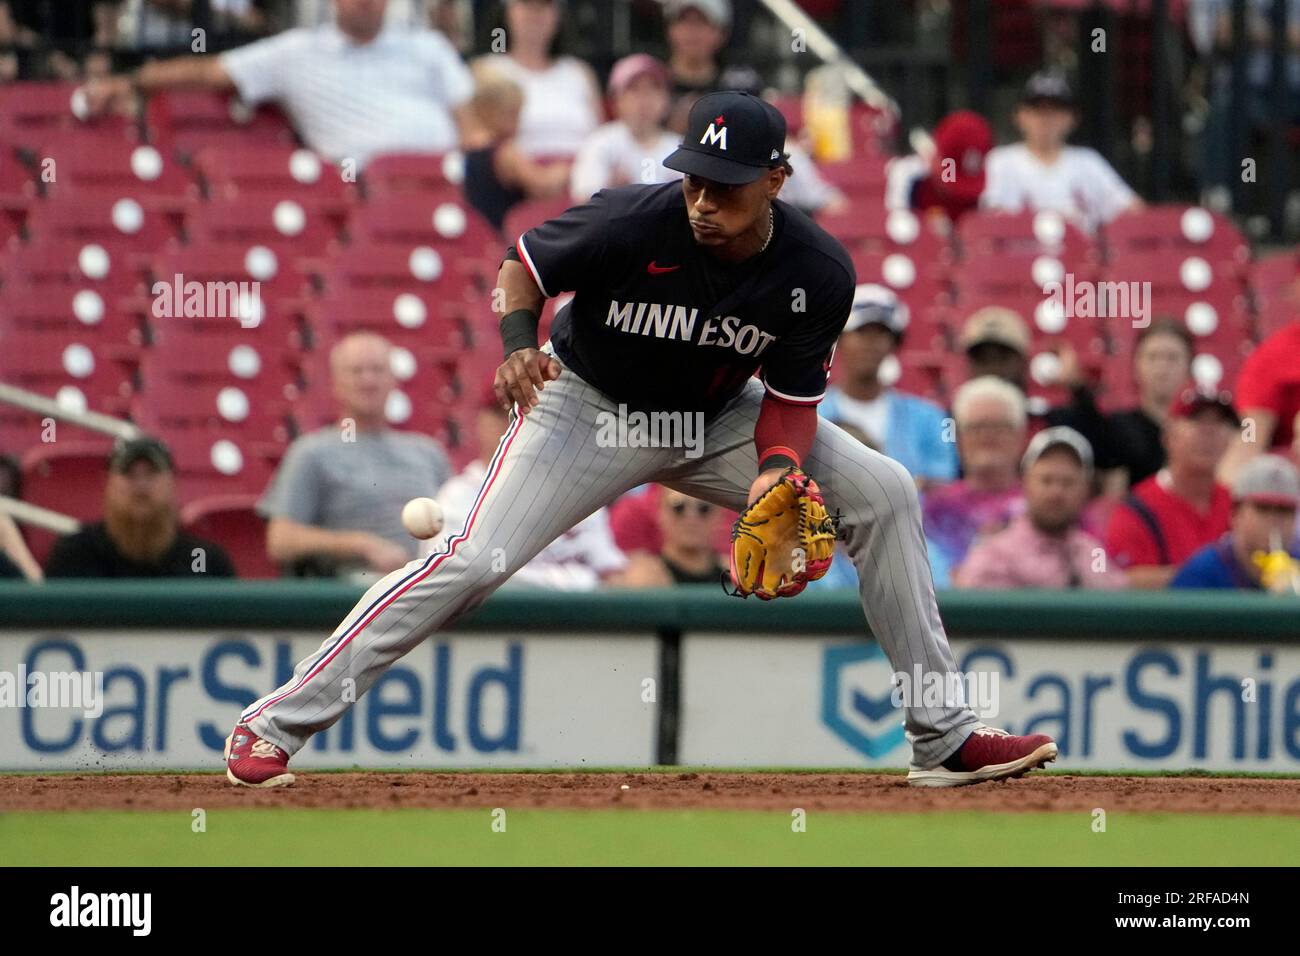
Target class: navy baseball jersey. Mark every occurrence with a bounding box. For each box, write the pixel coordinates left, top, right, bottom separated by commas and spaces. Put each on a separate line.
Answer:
507, 182, 855, 415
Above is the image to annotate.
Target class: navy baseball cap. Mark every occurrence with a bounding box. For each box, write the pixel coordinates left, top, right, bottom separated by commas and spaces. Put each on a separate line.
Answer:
663, 91, 787, 185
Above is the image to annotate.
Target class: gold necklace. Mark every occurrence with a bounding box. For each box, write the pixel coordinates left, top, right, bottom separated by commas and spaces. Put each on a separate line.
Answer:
759, 207, 774, 254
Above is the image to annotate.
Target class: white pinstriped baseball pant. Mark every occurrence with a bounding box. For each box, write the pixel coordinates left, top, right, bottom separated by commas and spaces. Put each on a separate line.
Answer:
240, 353, 980, 770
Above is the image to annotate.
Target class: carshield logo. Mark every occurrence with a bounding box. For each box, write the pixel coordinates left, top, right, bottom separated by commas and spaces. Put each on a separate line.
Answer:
821, 644, 906, 759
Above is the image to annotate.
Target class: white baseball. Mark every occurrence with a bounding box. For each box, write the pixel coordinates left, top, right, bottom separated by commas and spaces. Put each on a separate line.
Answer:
401, 497, 444, 540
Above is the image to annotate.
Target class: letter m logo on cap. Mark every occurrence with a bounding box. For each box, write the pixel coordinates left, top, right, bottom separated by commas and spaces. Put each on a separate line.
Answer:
700, 118, 727, 151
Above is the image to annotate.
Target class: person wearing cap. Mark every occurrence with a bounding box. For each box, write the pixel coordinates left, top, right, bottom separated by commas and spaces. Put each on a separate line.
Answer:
960, 306, 1030, 393
44, 437, 237, 579
1103, 387, 1238, 588
982, 70, 1142, 234
1171, 455, 1300, 592
1218, 317, 1300, 484
819, 283, 958, 488
885, 110, 994, 224
229, 90, 1065, 791
258, 332, 452, 578
570, 54, 682, 201
471, 0, 601, 159
431, 383, 629, 590
922, 376, 1028, 588
662, 0, 733, 134
955, 427, 1127, 590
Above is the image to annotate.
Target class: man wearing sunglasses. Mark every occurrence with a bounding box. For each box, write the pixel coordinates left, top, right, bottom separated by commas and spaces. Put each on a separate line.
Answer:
227, 92, 1058, 790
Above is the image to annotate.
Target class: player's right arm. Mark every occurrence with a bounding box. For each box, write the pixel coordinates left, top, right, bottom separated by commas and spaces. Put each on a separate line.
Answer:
492, 259, 561, 415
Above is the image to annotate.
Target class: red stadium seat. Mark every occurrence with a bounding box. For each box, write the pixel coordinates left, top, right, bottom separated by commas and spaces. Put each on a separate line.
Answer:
310, 287, 469, 351
36, 136, 196, 204
162, 431, 279, 502
362, 151, 464, 199
0, 149, 35, 240
0, 283, 145, 357
1102, 205, 1249, 277
815, 156, 889, 196
0, 333, 135, 415
143, 330, 300, 411
193, 144, 354, 209
147, 244, 310, 310
146, 90, 295, 158
19, 440, 114, 564
850, 250, 950, 310
350, 197, 502, 266
180, 494, 277, 579
1256, 298, 1298, 338
0, 83, 136, 152
185, 195, 340, 256
501, 196, 577, 244
957, 210, 1098, 265
1250, 252, 1299, 307
817, 205, 953, 266
25, 191, 179, 251
0, 240, 144, 295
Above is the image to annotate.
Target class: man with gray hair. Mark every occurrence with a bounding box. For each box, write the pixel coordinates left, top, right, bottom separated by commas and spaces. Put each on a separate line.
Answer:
259, 332, 451, 578
956, 427, 1127, 589
922, 375, 1028, 587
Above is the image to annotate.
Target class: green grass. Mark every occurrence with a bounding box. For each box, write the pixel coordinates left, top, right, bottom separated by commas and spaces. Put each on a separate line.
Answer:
2, 808, 1297, 866
3, 767, 1299, 778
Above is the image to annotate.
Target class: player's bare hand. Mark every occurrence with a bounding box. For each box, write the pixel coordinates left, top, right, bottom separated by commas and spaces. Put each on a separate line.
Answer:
494, 348, 561, 414
747, 467, 789, 506
354, 533, 409, 573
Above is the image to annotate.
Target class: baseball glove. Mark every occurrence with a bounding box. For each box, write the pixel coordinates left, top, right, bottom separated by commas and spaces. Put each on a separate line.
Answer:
728, 468, 840, 600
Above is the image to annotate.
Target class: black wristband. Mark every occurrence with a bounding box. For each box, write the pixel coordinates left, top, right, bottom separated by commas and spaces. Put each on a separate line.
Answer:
499, 309, 540, 358
758, 453, 799, 474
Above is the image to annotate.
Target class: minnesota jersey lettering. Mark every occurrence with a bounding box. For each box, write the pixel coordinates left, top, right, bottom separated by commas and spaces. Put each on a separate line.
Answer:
604, 299, 777, 356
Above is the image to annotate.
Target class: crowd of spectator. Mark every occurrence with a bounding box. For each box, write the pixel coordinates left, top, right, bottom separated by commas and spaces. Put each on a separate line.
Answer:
1, 0, 1298, 595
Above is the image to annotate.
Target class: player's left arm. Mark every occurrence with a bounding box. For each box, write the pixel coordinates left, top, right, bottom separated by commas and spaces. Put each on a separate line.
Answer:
748, 274, 855, 503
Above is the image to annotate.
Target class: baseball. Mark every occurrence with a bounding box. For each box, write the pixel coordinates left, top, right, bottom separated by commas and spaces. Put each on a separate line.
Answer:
401, 497, 443, 539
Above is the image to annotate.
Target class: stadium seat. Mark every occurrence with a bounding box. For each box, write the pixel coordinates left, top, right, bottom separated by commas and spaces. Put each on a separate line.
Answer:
0, 82, 135, 152
0, 239, 144, 295
147, 244, 310, 312
18, 440, 115, 564
184, 194, 340, 256
132, 375, 294, 448
36, 135, 195, 205
316, 242, 483, 298
144, 330, 300, 411
145, 90, 295, 159
0, 284, 145, 357
193, 144, 354, 213
957, 210, 1098, 265
0, 149, 35, 236
161, 430, 279, 502
1102, 206, 1249, 277
501, 195, 578, 243
362, 151, 465, 200
0, 333, 135, 416
850, 250, 950, 310
1249, 252, 1299, 307
311, 282, 472, 345
350, 196, 503, 265
179, 494, 278, 579
817, 205, 953, 265
815, 156, 889, 196
1256, 297, 1298, 338
25, 191, 179, 252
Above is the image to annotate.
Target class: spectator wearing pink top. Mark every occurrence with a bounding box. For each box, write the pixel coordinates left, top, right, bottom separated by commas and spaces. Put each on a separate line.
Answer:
956, 427, 1127, 590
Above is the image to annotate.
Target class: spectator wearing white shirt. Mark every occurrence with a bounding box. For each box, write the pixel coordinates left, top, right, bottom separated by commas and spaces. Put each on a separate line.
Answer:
83, 0, 474, 169
471, 0, 601, 158
428, 389, 628, 590
982, 71, 1143, 234
570, 53, 682, 201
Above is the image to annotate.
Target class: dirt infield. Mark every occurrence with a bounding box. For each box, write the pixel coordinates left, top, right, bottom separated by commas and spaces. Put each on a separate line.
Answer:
1, 771, 1298, 814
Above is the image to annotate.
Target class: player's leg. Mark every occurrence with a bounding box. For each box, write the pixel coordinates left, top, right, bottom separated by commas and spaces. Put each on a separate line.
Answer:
659, 380, 1055, 783
230, 365, 670, 778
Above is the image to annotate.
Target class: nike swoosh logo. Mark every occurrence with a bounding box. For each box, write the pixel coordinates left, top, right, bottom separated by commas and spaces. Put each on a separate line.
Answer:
647, 261, 680, 275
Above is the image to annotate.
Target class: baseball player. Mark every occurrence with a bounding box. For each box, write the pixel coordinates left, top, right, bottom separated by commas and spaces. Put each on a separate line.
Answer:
226, 92, 1058, 788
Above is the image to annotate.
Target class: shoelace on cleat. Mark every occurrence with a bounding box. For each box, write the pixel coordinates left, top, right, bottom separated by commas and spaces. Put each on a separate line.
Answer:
250, 739, 280, 759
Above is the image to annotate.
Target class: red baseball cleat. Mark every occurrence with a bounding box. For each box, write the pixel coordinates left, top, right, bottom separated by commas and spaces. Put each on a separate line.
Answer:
907, 725, 1058, 788
224, 724, 296, 788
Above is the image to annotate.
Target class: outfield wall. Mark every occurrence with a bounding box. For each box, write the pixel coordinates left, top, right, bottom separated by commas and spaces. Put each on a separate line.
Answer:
1, 582, 1298, 772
